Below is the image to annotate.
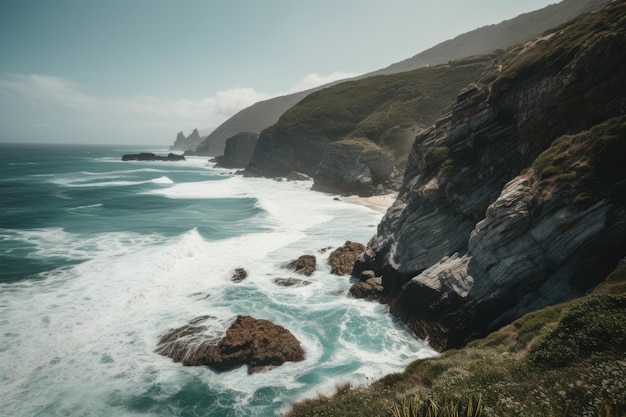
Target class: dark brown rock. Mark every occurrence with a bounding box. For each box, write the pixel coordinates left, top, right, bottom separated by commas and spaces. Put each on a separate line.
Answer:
286, 255, 316, 276
328, 241, 365, 276
349, 277, 384, 300
231, 268, 248, 283
155, 315, 305, 374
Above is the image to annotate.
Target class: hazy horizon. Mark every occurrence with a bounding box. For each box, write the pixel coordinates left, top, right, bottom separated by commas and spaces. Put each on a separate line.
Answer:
0, 0, 558, 146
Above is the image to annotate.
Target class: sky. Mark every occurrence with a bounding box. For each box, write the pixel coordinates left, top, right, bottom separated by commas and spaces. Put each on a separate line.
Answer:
0, 0, 559, 146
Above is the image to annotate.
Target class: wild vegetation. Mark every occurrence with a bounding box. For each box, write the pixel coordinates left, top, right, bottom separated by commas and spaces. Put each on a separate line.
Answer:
285, 263, 626, 417
267, 54, 497, 169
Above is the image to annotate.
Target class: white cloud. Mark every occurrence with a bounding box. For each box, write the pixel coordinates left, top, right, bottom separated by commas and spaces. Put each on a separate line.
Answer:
0, 71, 358, 144
0, 73, 272, 142
288, 71, 360, 92
112, 87, 270, 132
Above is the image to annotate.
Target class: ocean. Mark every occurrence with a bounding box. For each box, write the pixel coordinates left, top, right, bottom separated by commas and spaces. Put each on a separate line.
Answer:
0, 143, 435, 417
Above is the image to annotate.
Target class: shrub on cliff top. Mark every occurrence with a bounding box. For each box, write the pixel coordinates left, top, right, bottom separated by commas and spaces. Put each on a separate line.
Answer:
530, 295, 626, 367
531, 115, 626, 205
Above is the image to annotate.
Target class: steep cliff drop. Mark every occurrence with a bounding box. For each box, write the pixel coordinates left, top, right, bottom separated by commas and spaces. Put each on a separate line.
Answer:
354, 2, 626, 351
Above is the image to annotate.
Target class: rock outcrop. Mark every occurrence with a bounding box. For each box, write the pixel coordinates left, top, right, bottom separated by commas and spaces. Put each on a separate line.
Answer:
170, 129, 205, 152
286, 255, 317, 276
121, 152, 185, 161
328, 241, 365, 276
155, 315, 305, 374
313, 138, 397, 195
214, 132, 259, 168
244, 56, 493, 195
354, 3, 626, 351
272, 278, 312, 287
349, 270, 385, 301
231, 268, 248, 283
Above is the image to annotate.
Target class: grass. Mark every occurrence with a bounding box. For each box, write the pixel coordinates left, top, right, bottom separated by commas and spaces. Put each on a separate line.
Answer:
530, 115, 626, 205
266, 53, 497, 169
489, 2, 626, 96
284, 261, 626, 417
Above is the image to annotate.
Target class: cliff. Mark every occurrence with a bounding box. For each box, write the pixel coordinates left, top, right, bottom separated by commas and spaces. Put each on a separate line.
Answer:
195, 93, 311, 156
195, 0, 609, 158
214, 131, 259, 169
245, 54, 494, 194
354, 1, 626, 351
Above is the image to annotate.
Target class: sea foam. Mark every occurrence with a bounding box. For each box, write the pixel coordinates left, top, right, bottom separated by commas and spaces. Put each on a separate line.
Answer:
0, 150, 436, 417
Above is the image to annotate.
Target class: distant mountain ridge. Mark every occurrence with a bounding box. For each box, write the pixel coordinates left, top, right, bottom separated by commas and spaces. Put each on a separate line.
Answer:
193, 0, 610, 156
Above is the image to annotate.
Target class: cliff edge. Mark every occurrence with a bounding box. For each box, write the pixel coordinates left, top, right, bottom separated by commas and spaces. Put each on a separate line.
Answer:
354, 2, 626, 350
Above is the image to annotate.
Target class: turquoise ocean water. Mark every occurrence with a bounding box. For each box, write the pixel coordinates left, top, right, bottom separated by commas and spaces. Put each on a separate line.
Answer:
0, 143, 435, 416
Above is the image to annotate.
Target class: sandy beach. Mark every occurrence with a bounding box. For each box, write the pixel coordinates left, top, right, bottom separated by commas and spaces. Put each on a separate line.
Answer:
343, 193, 398, 213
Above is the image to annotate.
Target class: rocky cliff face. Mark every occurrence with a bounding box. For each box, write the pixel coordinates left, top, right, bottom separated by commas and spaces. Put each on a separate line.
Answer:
354, 2, 626, 350
214, 132, 259, 169
195, 0, 608, 159
245, 56, 493, 194
312, 138, 397, 195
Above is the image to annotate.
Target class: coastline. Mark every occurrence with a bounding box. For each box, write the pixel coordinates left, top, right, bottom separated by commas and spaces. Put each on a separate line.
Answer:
343, 193, 397, 213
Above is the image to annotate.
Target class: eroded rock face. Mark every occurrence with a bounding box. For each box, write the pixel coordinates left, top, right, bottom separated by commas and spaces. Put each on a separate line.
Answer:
313, 139, 396, 196
215, 132, 259, 169
355, 4, 626, 350
155, 315, 305, 374
328, 241, 365, 276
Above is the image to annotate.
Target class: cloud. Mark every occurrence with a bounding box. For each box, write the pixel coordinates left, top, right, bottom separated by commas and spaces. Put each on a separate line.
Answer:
0, 73, 272, 141
288, 71, 360, 92
0, 71, 358, 144
113, 87, 270, 131
0, 73, 98, 110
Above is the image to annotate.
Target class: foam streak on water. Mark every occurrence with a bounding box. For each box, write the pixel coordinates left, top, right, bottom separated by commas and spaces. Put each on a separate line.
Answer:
0, 147, 436, 417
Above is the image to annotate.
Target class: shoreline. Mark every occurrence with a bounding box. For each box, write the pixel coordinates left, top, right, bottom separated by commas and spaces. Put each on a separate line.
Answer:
343, 193, 398, 213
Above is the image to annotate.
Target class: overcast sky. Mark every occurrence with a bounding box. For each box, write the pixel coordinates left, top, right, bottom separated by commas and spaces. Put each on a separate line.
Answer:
0, 0, 558, 146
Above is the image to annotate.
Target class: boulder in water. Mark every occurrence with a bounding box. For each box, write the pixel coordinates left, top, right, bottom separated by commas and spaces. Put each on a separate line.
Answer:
155, 315, 305, 374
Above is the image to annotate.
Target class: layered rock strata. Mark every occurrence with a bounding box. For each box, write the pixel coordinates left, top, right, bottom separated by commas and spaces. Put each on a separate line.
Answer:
313, 139, 397, 195
354, 3, 626, 350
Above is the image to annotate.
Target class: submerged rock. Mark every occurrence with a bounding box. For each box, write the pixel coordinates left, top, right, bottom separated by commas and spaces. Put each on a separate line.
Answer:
155, 315, 305, 374
272, 278, 312, 287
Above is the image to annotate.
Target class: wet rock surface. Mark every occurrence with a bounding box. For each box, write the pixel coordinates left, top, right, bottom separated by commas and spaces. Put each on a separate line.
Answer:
155, 315, 305, 374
